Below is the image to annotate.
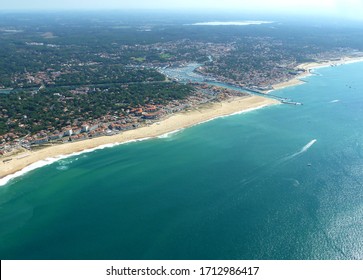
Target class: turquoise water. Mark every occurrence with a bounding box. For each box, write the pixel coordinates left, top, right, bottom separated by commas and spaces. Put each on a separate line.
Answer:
1, 62, 363, 259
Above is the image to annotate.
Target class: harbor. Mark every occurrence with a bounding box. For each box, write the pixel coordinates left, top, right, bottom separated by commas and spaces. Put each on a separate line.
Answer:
159, 63, 304, 105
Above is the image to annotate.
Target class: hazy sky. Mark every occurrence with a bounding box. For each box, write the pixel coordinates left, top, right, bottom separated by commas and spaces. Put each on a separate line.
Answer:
1, 0, 363, 20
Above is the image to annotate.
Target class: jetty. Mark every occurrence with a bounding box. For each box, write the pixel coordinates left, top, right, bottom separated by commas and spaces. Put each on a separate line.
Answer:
281, 100, 303, 105
216, 84, 304, 105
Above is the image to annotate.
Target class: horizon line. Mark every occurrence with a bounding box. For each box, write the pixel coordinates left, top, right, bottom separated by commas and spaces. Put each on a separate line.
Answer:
0, 9, 362, 23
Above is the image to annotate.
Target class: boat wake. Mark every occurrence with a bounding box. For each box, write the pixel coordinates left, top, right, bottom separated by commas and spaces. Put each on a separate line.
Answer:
284, 178, 301, 187
301, 139, 317, 152
283, 139, 317, 161
238, 139, 317, 188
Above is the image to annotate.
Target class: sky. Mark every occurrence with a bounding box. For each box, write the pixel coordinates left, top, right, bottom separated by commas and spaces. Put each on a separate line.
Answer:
1, 0, 363, 20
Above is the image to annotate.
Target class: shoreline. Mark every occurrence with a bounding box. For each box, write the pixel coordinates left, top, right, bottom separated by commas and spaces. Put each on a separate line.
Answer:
0, 95, 279, 185
266, 55, 363, 92
2, 55, 363, 185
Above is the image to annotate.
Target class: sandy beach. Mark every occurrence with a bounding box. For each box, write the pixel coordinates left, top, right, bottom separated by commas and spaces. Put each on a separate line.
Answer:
2, 55, 363, 184
269, 55, 363, 92
0, 95, 279, 183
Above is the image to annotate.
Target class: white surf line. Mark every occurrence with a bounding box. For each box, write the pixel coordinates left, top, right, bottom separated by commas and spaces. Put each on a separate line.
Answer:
157, 128, 184, 139
1, 103, 277, 186
0, 137, 151, 187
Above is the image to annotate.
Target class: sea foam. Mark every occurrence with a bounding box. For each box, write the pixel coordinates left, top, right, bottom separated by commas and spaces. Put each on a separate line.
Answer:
0, 137, 151, 187
157, 129, 184, 139
301, 139, 317, 153
0, 103, 273, 187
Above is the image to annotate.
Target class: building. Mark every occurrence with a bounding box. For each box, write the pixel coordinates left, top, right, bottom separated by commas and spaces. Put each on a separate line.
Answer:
31, 137, 49, 145
142, 111, 162, 120
49, 134, 62, 141
63, 128, 73, 136
89, 124, 99, 131
81, 124, 89, 132
72, 127, 82, 135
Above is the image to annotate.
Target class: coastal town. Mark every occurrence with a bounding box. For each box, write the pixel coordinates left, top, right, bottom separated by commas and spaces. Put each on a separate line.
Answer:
3, 0, 363, 265
0, 81, 248, 159
1, 14, 363, 161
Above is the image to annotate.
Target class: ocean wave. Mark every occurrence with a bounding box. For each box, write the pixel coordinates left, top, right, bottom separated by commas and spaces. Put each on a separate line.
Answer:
157, 129, 184, 139
159, 104, 272, 138
193, 104, 273, 127
0, 157, 67, 187
228, 105, 270, 116
56, 165, 69, 171
329, 99, 340, 103
0, 137, 151, 187
0, 104, 272, 187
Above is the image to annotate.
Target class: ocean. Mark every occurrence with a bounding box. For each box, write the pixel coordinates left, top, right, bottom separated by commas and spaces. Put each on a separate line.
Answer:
1, 62, 363, 259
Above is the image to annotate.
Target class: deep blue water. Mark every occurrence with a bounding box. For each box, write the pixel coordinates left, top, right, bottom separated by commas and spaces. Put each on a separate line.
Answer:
1, 62, 363, 259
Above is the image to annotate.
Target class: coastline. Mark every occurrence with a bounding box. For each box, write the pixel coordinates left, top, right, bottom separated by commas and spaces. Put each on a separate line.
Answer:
0, 95, 278, 185
267, 55, 363, 92
2, 55, 363, 186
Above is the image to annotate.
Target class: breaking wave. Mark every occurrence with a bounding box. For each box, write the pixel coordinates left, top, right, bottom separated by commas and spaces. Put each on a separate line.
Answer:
157, 129, 184, 139
0, 137, 151, 187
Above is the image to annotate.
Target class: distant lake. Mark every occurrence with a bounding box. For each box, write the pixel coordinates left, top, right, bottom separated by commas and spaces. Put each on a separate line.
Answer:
187, 21, 274, 26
